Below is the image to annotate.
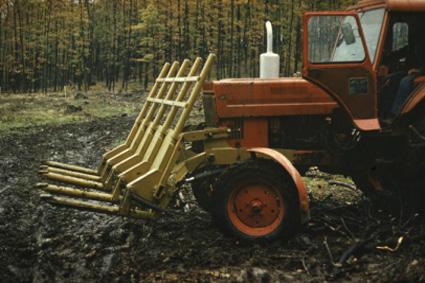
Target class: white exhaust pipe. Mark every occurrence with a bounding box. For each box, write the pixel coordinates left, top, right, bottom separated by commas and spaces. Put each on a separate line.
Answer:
260, 21, 280, 79
266, 21, 273, 53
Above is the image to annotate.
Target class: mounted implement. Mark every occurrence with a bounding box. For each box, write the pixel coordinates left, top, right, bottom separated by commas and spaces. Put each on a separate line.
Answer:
38, 55, 221, 218
37, 0, 425, 242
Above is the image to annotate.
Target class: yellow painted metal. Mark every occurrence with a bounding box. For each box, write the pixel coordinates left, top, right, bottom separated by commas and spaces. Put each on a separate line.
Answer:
41, 195, 155, 219
104, 61, 172, 160
97, 62, 184, 181
37, 54, 224, 219
42, 62, 172, 178
40, 166, 101, 181
42, 172, 105, 190
45, 161, 98, 175
101, 60, 194, 186
121, 55, 216, 206
37, 183, 113, 202
101, 62, 171, 162
43, 62, 183, 189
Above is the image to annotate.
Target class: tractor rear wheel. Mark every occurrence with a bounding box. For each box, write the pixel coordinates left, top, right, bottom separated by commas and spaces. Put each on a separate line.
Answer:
352, 175, 402, 212
402, 110, 425, 182
213, 159, 299, 242
353, 110, 425, 214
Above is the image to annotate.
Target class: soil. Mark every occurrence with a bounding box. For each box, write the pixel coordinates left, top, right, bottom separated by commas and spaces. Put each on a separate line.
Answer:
1, 116, 425, 282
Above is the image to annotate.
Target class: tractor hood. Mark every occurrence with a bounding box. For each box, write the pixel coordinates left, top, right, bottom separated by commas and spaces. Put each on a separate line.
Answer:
211, 77, 337, 118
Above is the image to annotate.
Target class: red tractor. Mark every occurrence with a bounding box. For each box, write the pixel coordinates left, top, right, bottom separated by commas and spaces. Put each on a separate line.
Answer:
38, 0, 425, 241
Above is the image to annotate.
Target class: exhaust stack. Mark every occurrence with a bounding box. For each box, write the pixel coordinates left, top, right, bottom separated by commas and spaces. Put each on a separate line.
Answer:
260, 21, 280, 79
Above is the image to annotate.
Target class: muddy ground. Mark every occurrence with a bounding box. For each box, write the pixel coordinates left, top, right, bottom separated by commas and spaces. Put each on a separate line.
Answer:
1, 115, 425, 282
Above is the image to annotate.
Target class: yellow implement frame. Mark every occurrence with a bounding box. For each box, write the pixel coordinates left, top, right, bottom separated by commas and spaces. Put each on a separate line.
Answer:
37, 54, 224, 218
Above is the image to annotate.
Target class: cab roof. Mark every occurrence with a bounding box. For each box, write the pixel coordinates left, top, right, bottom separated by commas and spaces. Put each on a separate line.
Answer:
353, 0, 425, 11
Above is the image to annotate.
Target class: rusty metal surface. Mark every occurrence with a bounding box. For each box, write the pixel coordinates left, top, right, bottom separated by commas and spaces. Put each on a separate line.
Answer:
248, 148, 310, 222
221, 118, 269, 148
386, 0, 425, 11
302, 12, 380, 132
353, 118, 381, 131
354, 0, 425, 11
401, 83, 425, 114
212, 78, 337, 118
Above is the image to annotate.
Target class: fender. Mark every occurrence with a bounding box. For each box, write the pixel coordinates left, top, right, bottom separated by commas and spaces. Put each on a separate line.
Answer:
248, 148, 310, 223
401, 80, 425, 115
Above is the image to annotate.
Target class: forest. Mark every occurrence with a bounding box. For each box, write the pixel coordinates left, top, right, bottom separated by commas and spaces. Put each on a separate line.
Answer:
3, 0, 425, 282
0, 0, 356, 93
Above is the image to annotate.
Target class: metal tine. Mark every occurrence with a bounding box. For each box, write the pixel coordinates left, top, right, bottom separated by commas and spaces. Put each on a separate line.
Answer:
36, 183, 114, 202
44, 161, 98, 175
36, 54, 216, 219
107, 59, 202, 193
125, 55, 216, 203
40, 194, 155, 219
40, 63, 178, 188
102, 60, 195, 189
41, 172, 105, 190
39, 166, 101, 181
175, 55, 215, 134
160, 58, 203, 132
96, 61, 181, 180
101, 62, 172, 159
157, 55, 216, 181
43, 62, 171, 176
150, 56, 213, 173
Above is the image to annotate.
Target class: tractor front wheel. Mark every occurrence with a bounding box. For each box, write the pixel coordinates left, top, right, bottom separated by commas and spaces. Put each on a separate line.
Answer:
213, 159, 299, 242
192, 176, 216, 213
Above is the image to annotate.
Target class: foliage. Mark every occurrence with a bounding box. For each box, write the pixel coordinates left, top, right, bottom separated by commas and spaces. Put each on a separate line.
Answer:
0, 0, 357, 93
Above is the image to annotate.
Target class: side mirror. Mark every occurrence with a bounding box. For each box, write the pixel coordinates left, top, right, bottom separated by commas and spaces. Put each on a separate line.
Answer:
341, 23, 356, 45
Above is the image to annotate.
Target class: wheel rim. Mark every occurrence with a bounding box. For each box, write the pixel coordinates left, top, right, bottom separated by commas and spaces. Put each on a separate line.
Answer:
227, 182, 285, 237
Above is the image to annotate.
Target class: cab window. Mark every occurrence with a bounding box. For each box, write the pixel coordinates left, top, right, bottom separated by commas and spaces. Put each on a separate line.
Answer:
359, 8, 385, 63
308, 15, 366, 63
392, 22, 409, 51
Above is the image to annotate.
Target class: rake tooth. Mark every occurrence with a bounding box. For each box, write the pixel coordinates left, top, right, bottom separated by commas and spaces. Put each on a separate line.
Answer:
44, 195, 119, 213
38, 183, 114, 202
40, 193, 54, 201
42, 195, 155, 219
36, 182, 48, 188
43, 172, 105, 190
44, 167, 101, 180
45, 161, 98, 175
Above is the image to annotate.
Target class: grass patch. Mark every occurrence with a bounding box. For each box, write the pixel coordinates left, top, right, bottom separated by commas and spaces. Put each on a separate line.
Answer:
0, 89, 144, 134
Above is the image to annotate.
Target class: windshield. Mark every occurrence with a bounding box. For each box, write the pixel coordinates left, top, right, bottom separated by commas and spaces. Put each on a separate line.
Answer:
308, 15, 365, 63
332, 16, 365, 62
359, 8, 385, 63
308, 9, 385, 64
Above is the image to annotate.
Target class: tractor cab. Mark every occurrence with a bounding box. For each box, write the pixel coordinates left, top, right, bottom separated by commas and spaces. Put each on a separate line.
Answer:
303, 0, 425, 131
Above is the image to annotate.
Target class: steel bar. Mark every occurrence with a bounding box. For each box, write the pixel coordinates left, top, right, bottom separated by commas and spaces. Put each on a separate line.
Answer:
43, 173, 105, 190
42, 195, 155, 219
37, 183, 114, 202
45, 161, 98, 175
156, 76, 200, 83
40, 166, 101, 181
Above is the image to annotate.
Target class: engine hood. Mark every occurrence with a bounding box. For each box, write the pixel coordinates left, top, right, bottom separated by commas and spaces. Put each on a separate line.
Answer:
211, 77, 337, 118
